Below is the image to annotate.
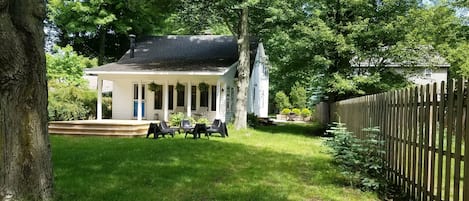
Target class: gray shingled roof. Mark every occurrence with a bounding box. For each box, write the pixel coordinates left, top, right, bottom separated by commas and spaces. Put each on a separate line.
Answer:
350, 46, 450, 68
86, 35, 247, 75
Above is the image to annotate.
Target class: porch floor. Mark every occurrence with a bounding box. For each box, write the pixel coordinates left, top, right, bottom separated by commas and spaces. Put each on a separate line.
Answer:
48, 120, 157, 137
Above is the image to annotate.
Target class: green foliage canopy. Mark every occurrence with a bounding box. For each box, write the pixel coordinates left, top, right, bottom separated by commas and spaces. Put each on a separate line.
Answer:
48, 0, 175, 63
46, 46, 104, 121
397, 4, 469, 77
263, 0, 420, 102
46, 45, 97, 86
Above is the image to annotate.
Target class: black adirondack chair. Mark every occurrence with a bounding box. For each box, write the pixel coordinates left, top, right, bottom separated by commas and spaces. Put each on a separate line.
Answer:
206, 119, 228, 137
185, 123, 207, 139
180, 119, 193, 133
146, 123, 158, 138
147, 123, 167, 139
159, 121, 176, 138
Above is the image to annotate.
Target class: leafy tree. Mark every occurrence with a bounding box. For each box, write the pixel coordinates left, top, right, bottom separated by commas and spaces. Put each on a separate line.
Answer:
46, 46, 101, 120
397, 3, 469, 77
326, 71, 410, 101
0, 0, 53, 199
290, 82, 307, 109
47, 45, 97, 86
48, 0, 175, 64
262, 0, 421, 102
274, 91, 291, 111
177, 0, 256, 129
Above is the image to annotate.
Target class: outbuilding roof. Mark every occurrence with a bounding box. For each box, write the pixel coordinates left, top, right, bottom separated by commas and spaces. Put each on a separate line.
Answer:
350, 46, 450, 68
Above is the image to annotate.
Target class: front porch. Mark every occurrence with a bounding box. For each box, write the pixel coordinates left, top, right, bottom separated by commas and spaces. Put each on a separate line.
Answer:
48, 120, 154, 137
95, 74, 235, 123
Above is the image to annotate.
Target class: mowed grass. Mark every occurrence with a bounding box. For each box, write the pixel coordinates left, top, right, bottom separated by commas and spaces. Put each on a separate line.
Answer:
51, 123, 378, 201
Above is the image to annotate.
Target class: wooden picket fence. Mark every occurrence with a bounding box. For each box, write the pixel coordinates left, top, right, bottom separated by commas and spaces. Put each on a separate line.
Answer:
330, 79, 468, 201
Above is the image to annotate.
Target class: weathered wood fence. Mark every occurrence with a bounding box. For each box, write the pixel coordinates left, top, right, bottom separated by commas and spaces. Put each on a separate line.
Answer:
327, 79, 468, 201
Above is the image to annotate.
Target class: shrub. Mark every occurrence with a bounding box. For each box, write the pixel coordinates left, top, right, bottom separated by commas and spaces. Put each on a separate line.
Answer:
280, 108, 291, 115
81, 89, 97, 117
196, 117, 210, 125
48, 82, 97, 121
247, 113, 260, 128
325, 122, 359, 185
102, 96, 112, 119
169, 112, 185, 126
291, 108, 301, 115
325, 122, 387, 192
290, 82, 307, 109
46, 45, 100, 121
48, 98, 89, 121
274, 91, 291, 111
301, 108, 312, 117
359, 127, 386, 191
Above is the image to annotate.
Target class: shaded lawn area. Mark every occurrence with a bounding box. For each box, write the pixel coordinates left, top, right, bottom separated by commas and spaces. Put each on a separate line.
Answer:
51, 123, 378, 201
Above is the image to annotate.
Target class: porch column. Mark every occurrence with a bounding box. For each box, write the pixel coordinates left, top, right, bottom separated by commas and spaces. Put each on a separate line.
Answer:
216, 80, 221, 119
137, 81, 142, 121
97, 77, 103, 120
221, 82, 227, 122
163, 81, 169, 121
187, 81, 192, 117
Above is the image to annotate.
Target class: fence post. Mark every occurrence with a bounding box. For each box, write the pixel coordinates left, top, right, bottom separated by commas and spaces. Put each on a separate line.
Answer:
464, 79, 469, 201
316, 102, 330, 126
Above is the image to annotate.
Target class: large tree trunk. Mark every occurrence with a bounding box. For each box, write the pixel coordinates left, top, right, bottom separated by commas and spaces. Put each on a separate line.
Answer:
98, 27, 106, 65
234, 7, 250, 130
0, 1, 53, 200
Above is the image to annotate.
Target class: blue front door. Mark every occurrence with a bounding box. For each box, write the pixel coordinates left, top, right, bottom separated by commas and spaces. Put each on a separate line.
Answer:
133, 101, 145, 117
133, 84, 145, 118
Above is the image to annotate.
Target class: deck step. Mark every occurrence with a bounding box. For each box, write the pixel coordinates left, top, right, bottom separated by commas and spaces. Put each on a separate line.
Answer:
48, 120, 154, 137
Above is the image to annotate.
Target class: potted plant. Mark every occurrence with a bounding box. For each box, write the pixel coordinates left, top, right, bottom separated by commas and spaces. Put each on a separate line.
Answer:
277, 108, 291, 121
290, 108, 301, 121
198, 82, 209, 92
301, 108, 312, 121
176, 82, 185, 92
148, 82, 162, 92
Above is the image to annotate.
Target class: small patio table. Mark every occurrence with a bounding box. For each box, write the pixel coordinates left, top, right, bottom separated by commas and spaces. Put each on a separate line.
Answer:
185, 123, 208, 139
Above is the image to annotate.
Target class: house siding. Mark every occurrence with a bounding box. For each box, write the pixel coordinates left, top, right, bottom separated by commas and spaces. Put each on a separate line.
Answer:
353, 66, 448, 86
102, 75, 223, 121
112, 79, 135, 119
247, 43, 269, 118
405, 68, 448, 85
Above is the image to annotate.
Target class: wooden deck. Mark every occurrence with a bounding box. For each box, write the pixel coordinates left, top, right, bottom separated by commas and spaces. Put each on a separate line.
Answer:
48, 120, 157, 137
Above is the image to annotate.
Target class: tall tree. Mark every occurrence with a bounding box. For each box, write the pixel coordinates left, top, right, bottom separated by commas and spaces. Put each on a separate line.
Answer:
177, 0, 255, 129
234, 6, 250, 129
0, 0, 53, 200
402, 2, 469, 77
263, 0, 420, 102
48, 0, 175, 64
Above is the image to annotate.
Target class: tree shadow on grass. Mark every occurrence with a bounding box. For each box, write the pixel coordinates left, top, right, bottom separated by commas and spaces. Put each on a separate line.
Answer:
52, 136, 354, 201
253, 122, 326, 137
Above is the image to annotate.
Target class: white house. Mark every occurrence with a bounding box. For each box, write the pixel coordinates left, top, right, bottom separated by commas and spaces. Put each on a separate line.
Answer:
351, 47, 450, 85
85, 35, 269, 122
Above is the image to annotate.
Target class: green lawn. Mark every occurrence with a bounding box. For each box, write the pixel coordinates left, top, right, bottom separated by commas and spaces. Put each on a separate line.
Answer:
51, 123, 378, 201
